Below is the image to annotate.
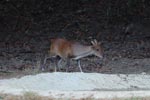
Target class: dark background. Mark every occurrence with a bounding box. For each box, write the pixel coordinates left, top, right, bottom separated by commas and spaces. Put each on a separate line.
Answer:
0, 0, 150, 75
0, 0, 150, 40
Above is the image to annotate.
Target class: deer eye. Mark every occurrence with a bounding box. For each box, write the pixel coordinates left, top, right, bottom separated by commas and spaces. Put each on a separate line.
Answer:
96, 48, 99, 51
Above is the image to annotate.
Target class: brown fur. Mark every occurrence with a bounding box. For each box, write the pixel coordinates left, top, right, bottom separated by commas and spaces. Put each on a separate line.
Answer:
43, 38, 103, 72
49, 38, 73, 59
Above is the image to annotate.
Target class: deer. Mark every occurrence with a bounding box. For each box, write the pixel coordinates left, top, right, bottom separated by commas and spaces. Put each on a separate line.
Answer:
42, 38, 103, 72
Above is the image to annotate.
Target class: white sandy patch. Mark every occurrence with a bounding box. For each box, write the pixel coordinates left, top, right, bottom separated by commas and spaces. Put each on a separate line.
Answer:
0, 72, 150, 99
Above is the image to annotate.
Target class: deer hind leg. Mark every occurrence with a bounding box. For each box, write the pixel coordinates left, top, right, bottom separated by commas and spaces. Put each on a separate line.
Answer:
51, 56, 61, 72
40, 56, 52, 71
66, 58, 70, 72
56, 57, 63, 72
41, 56, 62, 72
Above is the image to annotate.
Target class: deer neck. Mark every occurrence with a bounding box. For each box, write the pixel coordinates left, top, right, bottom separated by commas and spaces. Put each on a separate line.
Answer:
72, 46, 93, 60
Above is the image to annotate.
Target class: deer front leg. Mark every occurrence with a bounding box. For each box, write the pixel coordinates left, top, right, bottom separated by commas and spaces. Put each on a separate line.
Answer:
77, 60, 83, 72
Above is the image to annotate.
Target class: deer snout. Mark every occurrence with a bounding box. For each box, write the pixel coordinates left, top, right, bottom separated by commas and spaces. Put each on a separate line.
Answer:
94, 53, 103, 59
98, 55, 103, 59
93, 52, 103, 59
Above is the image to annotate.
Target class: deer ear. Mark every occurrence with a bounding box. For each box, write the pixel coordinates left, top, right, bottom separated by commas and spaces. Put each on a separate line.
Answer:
91, 41, 95, 45
94, 39, 98, 44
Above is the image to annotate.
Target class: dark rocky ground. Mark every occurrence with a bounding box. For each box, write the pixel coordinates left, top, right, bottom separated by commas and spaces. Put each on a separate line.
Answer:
0, 0, 150, 78
0, 26, 150, 78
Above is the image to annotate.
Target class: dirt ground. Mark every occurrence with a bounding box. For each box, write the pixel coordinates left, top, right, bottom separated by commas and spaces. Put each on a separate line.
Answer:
0, 0, 150, 79
0, 31, 150, 79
